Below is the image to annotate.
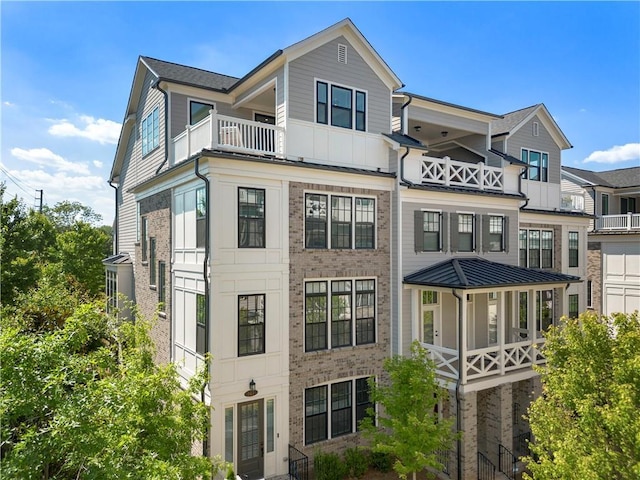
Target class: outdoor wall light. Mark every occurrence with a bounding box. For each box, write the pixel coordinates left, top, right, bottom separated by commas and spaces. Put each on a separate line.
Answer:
413, 125, 422, 132
441, 131, 449, 137
245, 379, 258, 397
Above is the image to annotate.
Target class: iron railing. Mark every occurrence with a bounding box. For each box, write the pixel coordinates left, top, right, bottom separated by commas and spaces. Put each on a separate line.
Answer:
288, 444, 308, 480
436, 449, 450, 476
477, 451, 496, 480
499, 444, 517, 480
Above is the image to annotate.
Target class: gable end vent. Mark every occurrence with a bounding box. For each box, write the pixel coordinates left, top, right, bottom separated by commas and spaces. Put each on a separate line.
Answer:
338, 44, 347, 64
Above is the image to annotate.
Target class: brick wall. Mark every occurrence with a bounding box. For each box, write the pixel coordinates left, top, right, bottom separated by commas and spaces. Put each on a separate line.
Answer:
288, 182, 391, 460
587, 242, 602, 314
135, 189, 172, 365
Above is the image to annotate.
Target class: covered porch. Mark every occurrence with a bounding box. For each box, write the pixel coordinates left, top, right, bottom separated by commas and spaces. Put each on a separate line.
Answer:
404, 257, 581, 386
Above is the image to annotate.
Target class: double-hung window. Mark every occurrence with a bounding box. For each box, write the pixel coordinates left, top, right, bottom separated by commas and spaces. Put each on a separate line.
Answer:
305, 377, 373, 444
158, 261, 166, 310
305, 278, 376, 351
316, 81, 366, 132
601, 193, 609, 215
520, 229, 553, 268
568, 294, 579, 319
149, 237, 156, 286
483, 215, 507, 252
238, 187, 265, 248
457, 213, 475, 252
238, 294, 265, 356
305, 193, 375, 249
568, 231, 579, 267
196, 188, 206, 248
196, 293, 207, 355
141, 216, 148, 261
141, 106, 159, 156
536, 289, 554, 334
521, 149, 549, 182
416, 211, 443, 252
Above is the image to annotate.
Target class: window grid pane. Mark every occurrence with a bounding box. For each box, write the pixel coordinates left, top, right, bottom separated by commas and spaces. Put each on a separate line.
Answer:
519, 229, 527, 266
305, 282, 327, 351
355, 198, 374, 249
568, 294, 579, 319
331, 382, 352, 437
305, 386, 327, 444
331, 196, 352, 249
196, 293, 206, 355
355, 280, 375, 345
355, 91, 366, 131
238, 188, 265, 248
317, 82, 328, 124
331, 281, 352, 348
423, 212, 440, 251
355, 378, 373, 430
331, 85, 352, 129
568, 231, 579, 267
528, 230, 541, 268
458, 214, 474, 252
541, 231, 553, 268
238, 294, 265, 356
305, 194, 327, 248
489, 216, 503, 252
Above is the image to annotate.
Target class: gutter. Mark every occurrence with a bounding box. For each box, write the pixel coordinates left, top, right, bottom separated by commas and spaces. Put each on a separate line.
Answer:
194, 157, 211, 456
154, 80, 170, 174
108, 181, 118, 254
451, 288, 463, 480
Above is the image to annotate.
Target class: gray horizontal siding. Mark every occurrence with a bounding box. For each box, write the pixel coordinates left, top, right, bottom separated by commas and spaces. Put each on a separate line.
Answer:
507, 114, 561, 184
401, 201, 519, 277
288, 35, 391, 134
408, 106, 488, 135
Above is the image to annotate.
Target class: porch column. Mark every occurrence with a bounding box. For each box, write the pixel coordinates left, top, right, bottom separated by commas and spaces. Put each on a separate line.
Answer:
485, 383, 513, 466
411, 288, 420, 343
528, 288, 536, 340
459, 291, 468, 384
499, 291, 505, 375
456, 390, 477, 480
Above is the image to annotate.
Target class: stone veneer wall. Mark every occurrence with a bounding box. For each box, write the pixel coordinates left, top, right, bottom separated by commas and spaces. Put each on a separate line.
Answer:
135, 189, 172, 365
587, 241, 602, 314
288, 182, 391, 461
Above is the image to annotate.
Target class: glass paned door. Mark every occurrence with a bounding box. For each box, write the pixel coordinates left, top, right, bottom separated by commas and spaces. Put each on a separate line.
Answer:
237, 400, 264, 480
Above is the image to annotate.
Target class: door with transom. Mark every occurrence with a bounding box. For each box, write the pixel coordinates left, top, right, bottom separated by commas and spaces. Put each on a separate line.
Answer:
237, 399, 264, 480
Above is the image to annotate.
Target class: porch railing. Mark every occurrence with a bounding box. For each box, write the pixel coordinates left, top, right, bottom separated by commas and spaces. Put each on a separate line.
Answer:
171, 110, 285, 164
465, 339, 545, 381
595, 213, 640, 231
499, 444, 517, 480
421, 156, 504, 191
477, 451, 496, 480
436, 449, 451, 476
288, 444, 308, 480
424, 344, 459, 379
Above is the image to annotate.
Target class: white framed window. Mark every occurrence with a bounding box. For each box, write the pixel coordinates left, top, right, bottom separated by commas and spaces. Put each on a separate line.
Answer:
421, 291, 440, 345
519, 229, 553, 268
521, 148, 549, 182
533, 121, 539, 137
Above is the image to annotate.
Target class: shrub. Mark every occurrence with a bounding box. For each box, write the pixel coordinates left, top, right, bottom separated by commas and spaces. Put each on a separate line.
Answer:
314, 450, 347, 480
344, 447, 369, 478
370, 451, 393, 473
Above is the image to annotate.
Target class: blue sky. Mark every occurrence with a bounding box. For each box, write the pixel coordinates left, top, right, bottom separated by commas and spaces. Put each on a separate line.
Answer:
2, 1, 639, 225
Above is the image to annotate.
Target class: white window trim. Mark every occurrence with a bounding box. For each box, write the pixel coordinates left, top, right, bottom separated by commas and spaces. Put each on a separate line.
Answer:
420, 290, 441, 345
303, 276, 378, 351
303, 190, 377, 250
533, 121, 539, 137
141, 104, 160, 156
187, 97, 217, 126
314, 77, 368, 132
456, 211, 476, 252
521, 148, 550, 182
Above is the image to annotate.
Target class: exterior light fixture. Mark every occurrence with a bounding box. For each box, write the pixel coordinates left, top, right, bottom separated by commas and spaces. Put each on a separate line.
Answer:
441, 131, 448, 137
414, 125, 422, 132
245, 379, 258, 397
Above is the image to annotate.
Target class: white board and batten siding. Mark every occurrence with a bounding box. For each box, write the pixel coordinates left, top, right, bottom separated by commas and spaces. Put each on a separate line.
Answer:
602, 240, 640, 316
286, 36, 391, 170
118, 69, 166, 262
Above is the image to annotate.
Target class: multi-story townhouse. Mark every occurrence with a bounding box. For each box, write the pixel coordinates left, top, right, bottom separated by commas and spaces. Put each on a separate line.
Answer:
105, 18, 588, 480
561, 166, 640, 315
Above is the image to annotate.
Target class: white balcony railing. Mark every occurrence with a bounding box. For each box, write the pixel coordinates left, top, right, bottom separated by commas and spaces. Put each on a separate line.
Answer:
595, 213, 640, 231
560, 191, 585, 211
170, 110, 284, 164
421, 156, 504, 191
423, 338, 545, 383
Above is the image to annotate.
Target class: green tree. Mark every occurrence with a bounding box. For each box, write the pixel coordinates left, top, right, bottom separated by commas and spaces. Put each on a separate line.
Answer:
1, 185, 56, 305
361, 341, 455, 480
0, 278, 223, 479
43, 200, 103, 230
525, 311, 640, 480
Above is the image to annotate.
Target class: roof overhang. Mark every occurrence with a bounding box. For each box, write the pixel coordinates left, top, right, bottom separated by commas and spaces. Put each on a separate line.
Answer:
404, 257, 582, 290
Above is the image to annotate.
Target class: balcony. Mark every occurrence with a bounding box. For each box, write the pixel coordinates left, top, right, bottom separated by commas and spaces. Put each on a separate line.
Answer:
419, 155, 504, 191
560, 191, 585, 212
595, 213, 640, 231
170, 110, 284, 164
424, 338, 545, 384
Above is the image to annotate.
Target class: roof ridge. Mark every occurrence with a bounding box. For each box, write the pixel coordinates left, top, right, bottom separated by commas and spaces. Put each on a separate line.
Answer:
502, 103, 541, 116
452, 258, 469, 287
141, 55, 240, 81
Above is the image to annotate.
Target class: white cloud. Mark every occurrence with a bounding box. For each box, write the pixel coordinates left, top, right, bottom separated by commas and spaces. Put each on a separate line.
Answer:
48, 115, 121, 145
579, 108, 587, 113
11, 147, 90, 174
92, 160, 103, 168
3, 101, 15, 107
584, 143, 640, 164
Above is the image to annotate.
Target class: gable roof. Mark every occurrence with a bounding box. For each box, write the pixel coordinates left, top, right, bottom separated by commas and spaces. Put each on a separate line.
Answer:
404, 257, 581, 289
140, 56, 239, 92
491, 103, 572, 150
562, 165, 640, 188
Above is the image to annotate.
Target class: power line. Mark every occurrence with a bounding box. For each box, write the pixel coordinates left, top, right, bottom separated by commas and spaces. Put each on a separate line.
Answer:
0, 165, 34, 196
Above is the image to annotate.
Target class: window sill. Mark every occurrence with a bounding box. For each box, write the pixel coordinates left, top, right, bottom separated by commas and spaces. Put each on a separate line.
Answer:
141, 261, 148, 266
142, 145, 160, 158
158, 311, 166, 318
150, 285, 157, 291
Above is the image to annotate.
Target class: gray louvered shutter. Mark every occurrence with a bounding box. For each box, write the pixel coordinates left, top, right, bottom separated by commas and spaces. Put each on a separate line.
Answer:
482, 214, 490, 253
450, 212, 459, 253
414, 210, 424, 252
441, 212, 449, 252
475, 214, 482, 252
504, 216, 510, 253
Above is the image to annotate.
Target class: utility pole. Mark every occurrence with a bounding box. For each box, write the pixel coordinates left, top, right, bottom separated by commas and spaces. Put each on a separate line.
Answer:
36, 189, 43, 213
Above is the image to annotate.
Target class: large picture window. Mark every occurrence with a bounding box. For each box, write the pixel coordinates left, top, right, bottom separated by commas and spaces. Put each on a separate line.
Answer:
238, 294, 265, 356
305, 377, 373, 444
520, 229, 553, 268
305, 193, 375, 249
190, 100, 214, 125
521, 149, 549, 182
238, 187, 265, 248
305, 278, 376, 351
316, 81, 367, 132
141, 106, 159, 156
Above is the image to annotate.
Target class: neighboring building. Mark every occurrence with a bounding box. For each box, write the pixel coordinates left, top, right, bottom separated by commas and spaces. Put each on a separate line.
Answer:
562, 166, 640, 316
106, 18, 588, 480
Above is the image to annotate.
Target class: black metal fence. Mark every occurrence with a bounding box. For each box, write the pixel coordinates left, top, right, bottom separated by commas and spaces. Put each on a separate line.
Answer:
288, 444, 308, 480
477, 451, 496, 480
436, 449, 450, 476
499, 444, 517, 480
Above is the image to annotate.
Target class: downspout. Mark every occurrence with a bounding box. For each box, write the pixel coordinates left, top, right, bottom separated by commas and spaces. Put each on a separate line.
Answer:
399, 146, 415, 187
400, 93, 413, 135
154, 79, 170, 174
451, 288, 463, 480
519, 168, 529, 210
194, 156, 211, 457
108, 181, 118, 254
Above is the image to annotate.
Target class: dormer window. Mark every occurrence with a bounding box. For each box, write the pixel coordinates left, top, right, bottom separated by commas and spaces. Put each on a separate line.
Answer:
316, 80, 366, 132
